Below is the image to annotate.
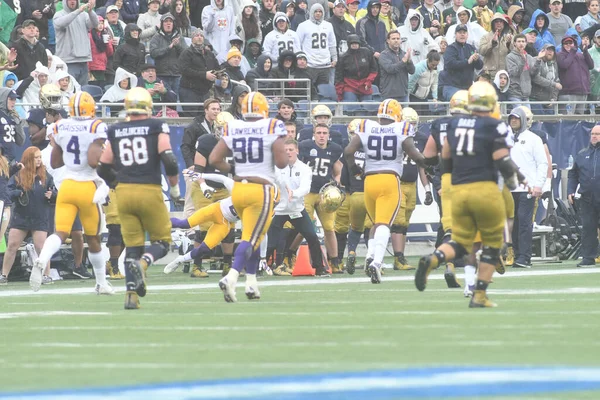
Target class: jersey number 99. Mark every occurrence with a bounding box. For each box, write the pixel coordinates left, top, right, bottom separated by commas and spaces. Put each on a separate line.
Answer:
232, 137, 264, 163
119, 137, 149, 166
367, 136, 397, 161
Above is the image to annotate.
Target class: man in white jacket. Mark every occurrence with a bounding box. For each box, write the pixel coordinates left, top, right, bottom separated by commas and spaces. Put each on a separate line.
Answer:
202, 0, 236, 57
267, 138, 329, 276
508, 106, 548, 269
398, 9, 439, 65
262, 12, 301, 63
297, 3, 338, 85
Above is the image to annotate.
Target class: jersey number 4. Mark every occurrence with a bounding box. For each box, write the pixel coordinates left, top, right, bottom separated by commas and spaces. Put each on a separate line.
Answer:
66, 136, 81, 165
119, 137, 149, 166
232, 137, 264, 163
455, 128, 475, 156
367, 136, 397, 161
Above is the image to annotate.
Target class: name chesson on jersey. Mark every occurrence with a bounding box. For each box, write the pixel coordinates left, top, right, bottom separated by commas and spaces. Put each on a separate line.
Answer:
53, 118, 107, 181
222, 118, 287, 184
106, 118, 169, 185
356, 119, 414, 176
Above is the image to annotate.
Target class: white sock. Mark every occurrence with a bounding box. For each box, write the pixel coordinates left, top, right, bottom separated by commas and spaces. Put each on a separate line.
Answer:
89, 251, 107, 286
464, 265, 476, 287
259, 235, 268, 258
373, 225, 391, 265
366, 239, 375, 259
180, 253, 192, 263
37, 234, 62, 266
245, 273, 257, 289
225, 268, 240, 284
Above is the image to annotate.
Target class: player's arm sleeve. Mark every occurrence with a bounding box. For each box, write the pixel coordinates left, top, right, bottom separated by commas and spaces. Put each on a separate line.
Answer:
97, 162, 118, 187
160, 149, 179, 176
200, 173, 235, 192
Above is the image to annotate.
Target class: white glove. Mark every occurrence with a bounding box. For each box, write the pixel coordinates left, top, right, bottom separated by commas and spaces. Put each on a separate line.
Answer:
542, 177, 552, 194
92, 181, 110, 204
169, 184, 181, 198
200, 182, 216, 199
259, 258, 272, 276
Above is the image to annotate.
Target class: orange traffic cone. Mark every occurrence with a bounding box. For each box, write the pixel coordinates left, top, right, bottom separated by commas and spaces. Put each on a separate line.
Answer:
292, 245, 315, 276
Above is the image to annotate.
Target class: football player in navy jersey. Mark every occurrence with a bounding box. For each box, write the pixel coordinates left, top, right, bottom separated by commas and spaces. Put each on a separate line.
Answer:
296, 105, 344, 146
297, 123, 344, 272
0, 88, 25, 163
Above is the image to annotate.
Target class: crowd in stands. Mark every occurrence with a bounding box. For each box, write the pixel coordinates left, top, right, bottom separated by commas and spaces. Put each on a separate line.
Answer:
1, 0, 599, 116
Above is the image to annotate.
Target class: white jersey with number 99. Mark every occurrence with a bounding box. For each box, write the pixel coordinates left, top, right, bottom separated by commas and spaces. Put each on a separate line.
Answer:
356, 119, 414, 176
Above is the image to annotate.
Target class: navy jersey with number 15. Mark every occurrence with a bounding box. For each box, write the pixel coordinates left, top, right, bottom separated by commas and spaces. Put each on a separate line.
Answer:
298, 139, 343, 193
106, 118, 168, 185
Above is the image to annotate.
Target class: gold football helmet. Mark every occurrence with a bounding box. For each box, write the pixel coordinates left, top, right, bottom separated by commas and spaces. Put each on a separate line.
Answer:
40, 84, 63, 111
347, 118, 363, 139
402, 107, 419, 129
467, 81, 498, 112
319, 182, 345, 213
242, 92, 269, 119
377, 99, 403, 122
449, 90, 470, 115
124, 87, 153, 116
311, 104, 333, 127
214, 111, 234, 138
69, 91, 96, 119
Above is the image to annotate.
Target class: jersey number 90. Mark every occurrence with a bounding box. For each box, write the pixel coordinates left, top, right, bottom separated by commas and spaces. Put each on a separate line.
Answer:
232, 137, 264, 163
367, 136, 397, 161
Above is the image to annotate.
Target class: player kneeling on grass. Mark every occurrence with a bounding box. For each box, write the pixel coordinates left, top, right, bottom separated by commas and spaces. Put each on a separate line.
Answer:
166, 172, 239, 275
31, 92, 114, 295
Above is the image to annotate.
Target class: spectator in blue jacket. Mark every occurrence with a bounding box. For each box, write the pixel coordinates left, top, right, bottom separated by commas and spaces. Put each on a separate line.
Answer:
438, 24, 482, 100
107, 0, 140, 23
356, 0, 387, 55
529, 9, 556, 51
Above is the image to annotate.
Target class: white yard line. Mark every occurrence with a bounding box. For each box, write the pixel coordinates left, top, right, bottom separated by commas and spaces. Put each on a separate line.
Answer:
0, 267, 598, 298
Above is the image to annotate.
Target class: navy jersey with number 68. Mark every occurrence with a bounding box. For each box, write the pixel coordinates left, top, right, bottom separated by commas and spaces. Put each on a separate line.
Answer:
106, 118, 167, 185
446, 116, 510, 185
298, 139, 343, 193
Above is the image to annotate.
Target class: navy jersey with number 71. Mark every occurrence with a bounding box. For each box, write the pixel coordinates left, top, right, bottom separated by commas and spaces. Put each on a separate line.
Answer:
356, 119, 414, 176
222, 118, 287, 185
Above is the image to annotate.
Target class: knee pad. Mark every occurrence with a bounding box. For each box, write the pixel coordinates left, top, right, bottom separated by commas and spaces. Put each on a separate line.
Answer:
390, 225, 407, 234
448, 240, 468, 260
152, 240, 170, 259
106, 224, 123, 246
195, 230, 207, 243
480, 246, 500, 265
222, 228, 235, 244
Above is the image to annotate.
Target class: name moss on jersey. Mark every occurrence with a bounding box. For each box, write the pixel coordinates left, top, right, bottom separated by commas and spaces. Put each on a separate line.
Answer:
356, 119, 414, 176
222, 118, 286, 184
54, 118, 107, 182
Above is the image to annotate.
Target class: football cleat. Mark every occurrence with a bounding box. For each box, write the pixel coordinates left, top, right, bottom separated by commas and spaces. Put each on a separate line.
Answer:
219, 277, 237, 303
72, 265, 93, 279
469, 290, 497, 308
505, 246, 514, 266
273, 265, 291, 276
0, 274, 7, 285
464, 284, 475, 298
95, 282, 115, 295
106, 261, 125, 279
125, 259, 146, 297
124, 291, 140, 309
42, 275, 53, 285
495, 258, 506, 275
221, 261, 232, 277
415, 254, 439, 292
245, 285, 261, 300
364, 257, 373, 277
394, 254, 415, 271
164, 257, 184, 274
369, 263, 382, 284
346, 251, 356, 275
444, 262, 462, 288
29, 259, 45, 292
258, 258, 272, 276
190, 264, 209, 278
315, 266, 331, 277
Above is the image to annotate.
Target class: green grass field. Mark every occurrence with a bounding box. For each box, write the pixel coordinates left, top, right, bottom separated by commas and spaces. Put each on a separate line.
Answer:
1, 257, 600, 399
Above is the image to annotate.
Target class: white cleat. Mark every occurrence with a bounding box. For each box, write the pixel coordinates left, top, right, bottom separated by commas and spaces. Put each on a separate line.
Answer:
95, 282, 115, 295
245, 285, 261, 300
259, 259, 272, 276
464, 285, 474, 298
369, 263, 382, 284
218, 277, 237, 303
163, 257, 184, 274
29, 259, 44, 292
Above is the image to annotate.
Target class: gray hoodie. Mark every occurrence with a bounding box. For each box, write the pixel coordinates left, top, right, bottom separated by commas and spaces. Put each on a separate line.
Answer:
53, 0, 99, 63
531, 43, 560, 102
506, 47, 541, 99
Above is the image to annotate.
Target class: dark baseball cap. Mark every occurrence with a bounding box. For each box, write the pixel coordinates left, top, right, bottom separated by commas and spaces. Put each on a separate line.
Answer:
455, 24, 468, 33
22, 19, 36, 28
